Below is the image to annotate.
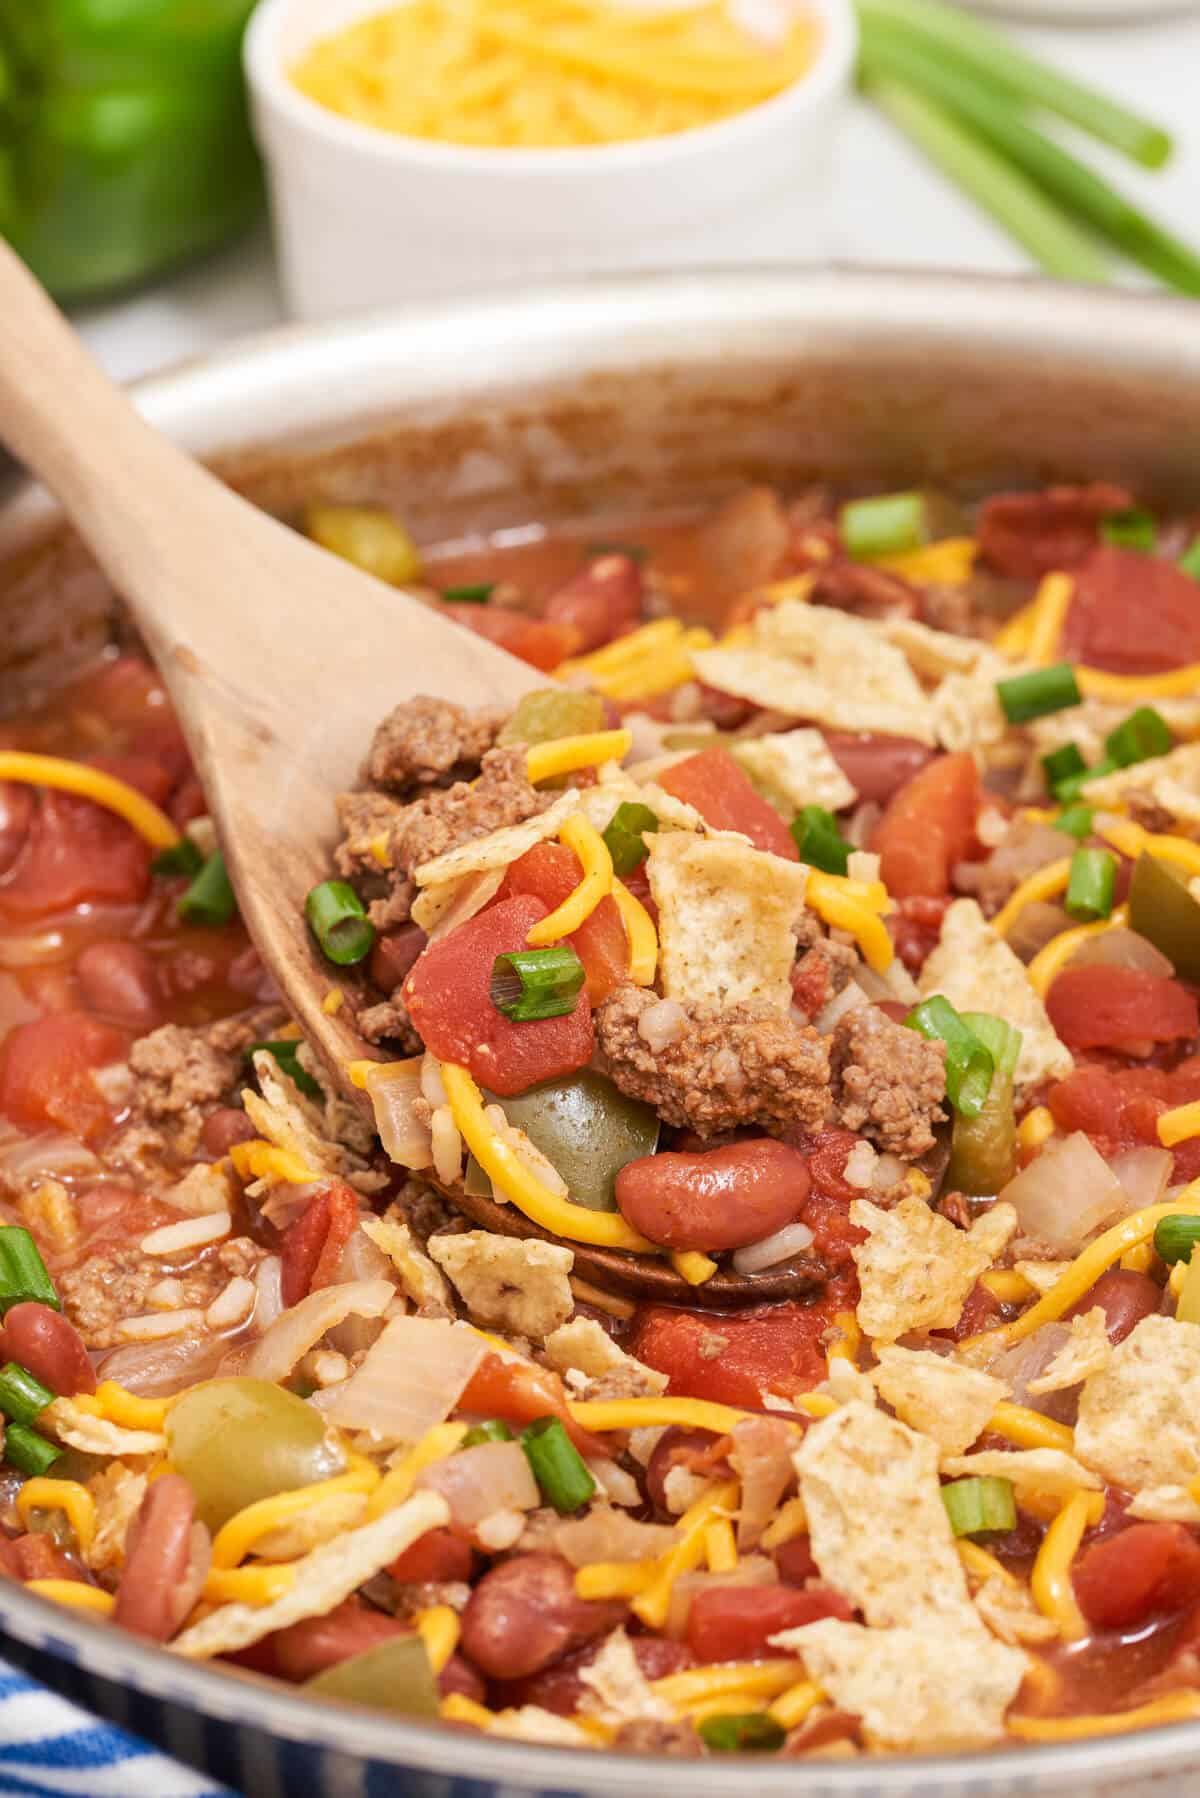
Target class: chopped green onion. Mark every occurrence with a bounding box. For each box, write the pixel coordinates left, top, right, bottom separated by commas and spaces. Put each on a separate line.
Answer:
6, 1424, 62, 1477
698, 1713, 786, 1754
1181, 539, 1200, 582
602, 802, 660, 877
904, 995, 994, 1119
1101, 509, 1156, 551
1054, 757, 1116, 803
0, 1362, 53, 1427
996, 663, 1082, 725
839, 491, 927, 561
441, 583, 495, 603
0, 1229, 59, 1316
585, 542, 648, 562
247, 1041, 322, 1101
520, 1415, 596, 1513
151, 836, 204, 879
305, 879, 375, 967
1041, 743, 1086, 792
790, 805, 852, 876
962, 1011, 1023, 1083
1153, 1214, 1200, 1267
941, 1475, 1017, 1538
947, 1014, 1023, 1196
1104, 705, 1173, 769
178, 852, 236, 928
1065, 847, 1116, 922
461, 1419, 515, 1448
491, 947, 585, 1022
1055, 804, 1095, 840
855, 0, 1171, 169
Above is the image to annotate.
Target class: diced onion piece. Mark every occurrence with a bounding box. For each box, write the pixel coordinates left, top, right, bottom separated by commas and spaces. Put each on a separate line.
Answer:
430, 1105, 463, 1186
1068, 925, 1173, 978
999, 1131, 1126, 1252
1110, 1145, 1173, 1216
813, 982, 867, 1034
732, 1221, 816, 1276
636, 997, 686, 1054
241, 1279, 396, 1382
313, 1315, 486, 1440
364, 1057, 433, 1170
417, 1440, 539, 1526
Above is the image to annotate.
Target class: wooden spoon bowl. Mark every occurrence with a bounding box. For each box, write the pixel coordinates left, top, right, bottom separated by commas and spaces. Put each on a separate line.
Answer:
0, 244, 799, 1310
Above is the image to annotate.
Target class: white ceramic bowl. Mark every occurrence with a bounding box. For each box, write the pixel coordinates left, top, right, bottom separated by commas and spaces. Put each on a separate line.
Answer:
243, 0, 856, 319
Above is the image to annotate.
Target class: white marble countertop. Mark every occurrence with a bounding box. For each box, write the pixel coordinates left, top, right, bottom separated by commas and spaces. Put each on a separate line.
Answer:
74, 9, 1200, 383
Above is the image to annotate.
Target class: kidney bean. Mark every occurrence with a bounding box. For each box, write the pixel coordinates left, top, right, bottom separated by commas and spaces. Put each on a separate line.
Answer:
459, 1553, 626, 1681
389, 1525, 476, 1586
774, 1534, 820, 1587
272, 1597, 411, 1682
616, 1139, 810, 1253
542, 556, 643, 655
821, 731, 936, 806
1067, 1269, 1161, 1345
686, 1584, 854, 1661
0, 1302, 96, 1397
369, 923, 427, 996
440, 1652, 487, 1704
504, 1633, 690, 1715
645, 1427, 732, 1517
75, 941, 161, 1031
113, 1474, 196, 1641
201, 1106, 257, 1158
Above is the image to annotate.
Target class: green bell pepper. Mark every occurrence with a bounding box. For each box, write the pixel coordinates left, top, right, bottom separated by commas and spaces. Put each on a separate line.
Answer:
480, 1071, 660, 1212
1, 0, 262, 302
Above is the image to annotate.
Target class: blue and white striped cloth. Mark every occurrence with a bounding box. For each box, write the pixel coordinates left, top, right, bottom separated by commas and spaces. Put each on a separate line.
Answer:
0, 1661, 241, 1798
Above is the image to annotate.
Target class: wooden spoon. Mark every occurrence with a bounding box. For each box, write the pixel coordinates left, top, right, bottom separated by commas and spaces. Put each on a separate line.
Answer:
0, 244, 815, 1307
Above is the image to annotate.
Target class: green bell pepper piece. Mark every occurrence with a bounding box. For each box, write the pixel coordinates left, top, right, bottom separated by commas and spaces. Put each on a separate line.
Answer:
497, 688, 606, 747
1128, 851, 1200, 984
481, 1071, 659, 1212
1, 0, 262, 302
306, 1633, 440, 1717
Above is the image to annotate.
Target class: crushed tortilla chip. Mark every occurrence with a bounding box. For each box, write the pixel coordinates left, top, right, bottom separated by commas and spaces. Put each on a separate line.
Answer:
972, 1577, 1059, 1647
577, 1628, 674, 1725
360, 1209, 453, 1316
413, 789, 579, 887
793, 1401, 976, 1631
850, 1197, 1016, 1341
940, 1447, 1101, 1498
1128, 1485, 1200, 1523
1081, 740, 1200, 826
164, 1160, 235, 1216
543, 1317, 667, 1394
487, 1706, 596, 1746
578, 769, 709, 838
872, 1346, 1008, 1457
918, 899, 1073, 1090
412, 867, 505, 938
171, 1490, 449, 1659
730, 730, 856, 816
253, 1490, 369, 1560
85, 1464, 147, 1574
771, 1618, 1027, 1749
1075, 1315, 1200, 1492
428, 1230, 574, 1340
1014, 1258, 1072, 1296
882, 617, 1001, 681
646, 831, 808, 1011
931, 669, 1011, 757
244, 1052, 383, 1194
1027, 1308, 1111, 1395
43, 1399, 163, 1460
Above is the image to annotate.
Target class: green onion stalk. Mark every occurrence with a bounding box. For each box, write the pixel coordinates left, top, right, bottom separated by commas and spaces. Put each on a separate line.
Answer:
945, 1012, 1023, 1196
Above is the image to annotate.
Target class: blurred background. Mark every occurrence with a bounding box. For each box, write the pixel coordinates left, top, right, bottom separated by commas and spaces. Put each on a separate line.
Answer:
0, 0, 1197, 381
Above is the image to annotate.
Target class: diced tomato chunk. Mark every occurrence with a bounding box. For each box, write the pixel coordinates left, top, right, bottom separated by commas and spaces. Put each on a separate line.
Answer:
280, 1182, 361, 1308
977, 483, 1131, 580
498, 842, 628, 1005
89, 752, 173, 809
1074, 1522, 1200, 1630
459, 1353, 600, 1457
0, 1013, 126, 1144
774, 1534, 819, 1586
1063, 546, 1200, 675
388, 1526, 476, 1585
1046, 966, 1199, 1052
0, 789, 151, 919
629, 1299, 837, 1408
686, 1583, 853, 1661
440, 603, 579, 673
542, 556, 642, 654
655, 747, 798, 860
871, 752, 979, 899
403, 894, 594, 1097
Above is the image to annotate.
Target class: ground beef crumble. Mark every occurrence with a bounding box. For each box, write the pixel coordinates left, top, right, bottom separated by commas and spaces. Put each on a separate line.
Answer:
59, 1237, 265, 1349
389, 744, 547, 877
116, 1005, 284, 1161
595, 984, 831, 1137
830, 1004, 946, 1159
365, 696, 506, 794
790, 936, 858, 1020
333, 789, 407, 879
356, 993, 423, 1055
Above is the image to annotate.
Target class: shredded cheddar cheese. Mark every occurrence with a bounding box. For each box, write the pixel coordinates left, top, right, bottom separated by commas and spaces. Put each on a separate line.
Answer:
957, 1540, 1015, 1586
568, 1395, 749, 1435
212, 1459, 381, 1569
1158, 1100, 1200, 1148
202, 1564, 297, 1606
568, 1275, 635, 1319
671, 1249, 718, 1285
766, 1679, 824, 1730
633, 1478, 740, 1629
75, 1382, 171, 1432
575, 1558, 660, 1599
1077, 664, 1200, 702
525, 729, 632, 785
16, 1480, 96, 1555
415, 1604, 461, 1673
229, 1140, 322, 1187
26, 1579, 114, 1616
991, 858, 1074, 939
825, 1309, 861, 1367
1026, 905, 1129, 998
292, 0, 818, 152
981, 1269, 1036, 1304
610, 876, 658, 984
1122, 1240, 1157, 1275
442, 1062, 654, 1251
1025, 573, 1074, 666
1011, 1691, 1200, 1740
987, 1404, 1076, 1455
803, 868, 893, 973
653, 1657, 799, 1708
321, 986, 345, 1015
1095, 817, 1200, 881
0, 752, 180, 849
440, 1692, 496, 1728
703, 1517, 738, 1573
526, 813, 614, 946
365, 1422, 469, 1521
1016, 1107, 1058, 1153
1030, 1490, 1105, 1641
759, 1496, 808, 1549
872, 537, 977, 586
994, 601, 1037, 659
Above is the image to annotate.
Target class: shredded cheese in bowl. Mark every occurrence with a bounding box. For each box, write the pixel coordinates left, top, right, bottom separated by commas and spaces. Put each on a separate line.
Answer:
291, 0, 819, 149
